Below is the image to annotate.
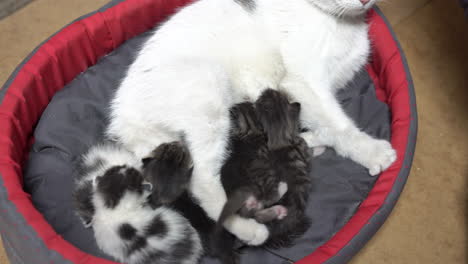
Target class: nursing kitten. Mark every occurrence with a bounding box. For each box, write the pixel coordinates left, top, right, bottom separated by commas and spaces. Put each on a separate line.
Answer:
143, 99, 297, 263
218, 101, 290, 227
143, 142, 239, 264
219, 89, 312, 248
108, 0, 395, 245
255, 90, 312, 248
73, 144, 202, 264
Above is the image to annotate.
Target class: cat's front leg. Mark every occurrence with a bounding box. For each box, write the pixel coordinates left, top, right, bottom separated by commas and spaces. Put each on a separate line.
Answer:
185, 113, 269, 245
282, 77, 396, 176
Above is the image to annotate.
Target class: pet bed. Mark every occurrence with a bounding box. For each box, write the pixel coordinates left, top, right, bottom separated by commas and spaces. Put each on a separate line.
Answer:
0, 0, 417, 263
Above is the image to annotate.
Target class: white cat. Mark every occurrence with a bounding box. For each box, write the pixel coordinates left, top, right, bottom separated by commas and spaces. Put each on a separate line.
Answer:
107, 0, 395, 246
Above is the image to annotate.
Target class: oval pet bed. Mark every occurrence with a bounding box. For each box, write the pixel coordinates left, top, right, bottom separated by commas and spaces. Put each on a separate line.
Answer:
0, 1, 417, 263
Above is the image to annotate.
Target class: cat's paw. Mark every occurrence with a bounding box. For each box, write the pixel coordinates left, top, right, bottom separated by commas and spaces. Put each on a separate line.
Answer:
224, 216, 269, 246
300, 131, 322, 147
300, 132, 326, 156
356, 138, 397, 176
273, 205, 288, 220
366, 140, 397, 176
312, 146, 326, 157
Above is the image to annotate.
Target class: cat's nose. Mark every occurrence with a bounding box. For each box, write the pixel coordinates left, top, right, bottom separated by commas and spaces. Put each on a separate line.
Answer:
360, 0, 370, 5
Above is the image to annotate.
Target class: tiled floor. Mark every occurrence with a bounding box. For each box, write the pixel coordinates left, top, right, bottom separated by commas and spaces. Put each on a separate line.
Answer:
1, 0, 467, 263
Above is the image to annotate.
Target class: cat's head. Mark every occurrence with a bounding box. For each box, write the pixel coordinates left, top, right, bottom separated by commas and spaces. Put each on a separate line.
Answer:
255, 89, 301, 149
142, 142, 193, 207
307, 0, 379, 17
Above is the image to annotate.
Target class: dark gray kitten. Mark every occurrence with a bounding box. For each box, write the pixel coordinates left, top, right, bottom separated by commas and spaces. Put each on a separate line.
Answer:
218, 101, 289, 226
143, 142, 239, 264
219, 89, 312, 249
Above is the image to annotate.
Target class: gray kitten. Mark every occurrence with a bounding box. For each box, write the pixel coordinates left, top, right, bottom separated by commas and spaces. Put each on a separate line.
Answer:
218, 89, 312, 248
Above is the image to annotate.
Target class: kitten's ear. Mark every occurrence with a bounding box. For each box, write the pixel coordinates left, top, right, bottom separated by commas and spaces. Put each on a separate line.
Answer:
186, 166, 194, 178
291, 102, 301, 112
141, 157, 153, 168
290, 102, 301, 118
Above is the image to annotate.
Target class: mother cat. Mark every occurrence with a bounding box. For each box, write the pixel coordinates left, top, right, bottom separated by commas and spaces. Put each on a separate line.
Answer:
108, 0, 395, 246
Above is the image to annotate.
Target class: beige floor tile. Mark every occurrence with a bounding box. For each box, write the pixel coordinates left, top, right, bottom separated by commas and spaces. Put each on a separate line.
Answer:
0, 0, 109, 86
351, 0, 468, 263
0, 239, 7, 264
378, 0, 432, 26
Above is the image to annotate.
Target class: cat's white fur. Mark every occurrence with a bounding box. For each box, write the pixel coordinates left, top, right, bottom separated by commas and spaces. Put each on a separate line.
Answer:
107, 0, 395, 245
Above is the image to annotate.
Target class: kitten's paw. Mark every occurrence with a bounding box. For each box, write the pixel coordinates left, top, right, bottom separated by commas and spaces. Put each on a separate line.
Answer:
277, 182, 288, 197
273, 205, 288, 220
360, 139, 397, 176
245, 195, 261, 211
225, 216, 269, 246
151, 141, 192, 168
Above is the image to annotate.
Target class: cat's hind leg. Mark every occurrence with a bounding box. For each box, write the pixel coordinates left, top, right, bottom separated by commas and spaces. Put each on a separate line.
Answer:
282, 78, 396, 176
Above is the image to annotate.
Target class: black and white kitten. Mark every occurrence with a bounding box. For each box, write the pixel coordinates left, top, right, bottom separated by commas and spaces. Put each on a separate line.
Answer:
73, 143, 203, 264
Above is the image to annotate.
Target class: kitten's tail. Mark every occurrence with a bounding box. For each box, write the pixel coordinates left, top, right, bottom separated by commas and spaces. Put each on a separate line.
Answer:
214, 187, 253, 240
217, 188, 253, 227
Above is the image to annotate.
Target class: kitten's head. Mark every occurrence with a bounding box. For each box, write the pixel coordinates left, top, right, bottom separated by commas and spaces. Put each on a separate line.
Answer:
307, 0, 379, 17
142, 142, 193, 207
255, 89, 301, 149
94, 165, 146, 209
230, 102, 264, 140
